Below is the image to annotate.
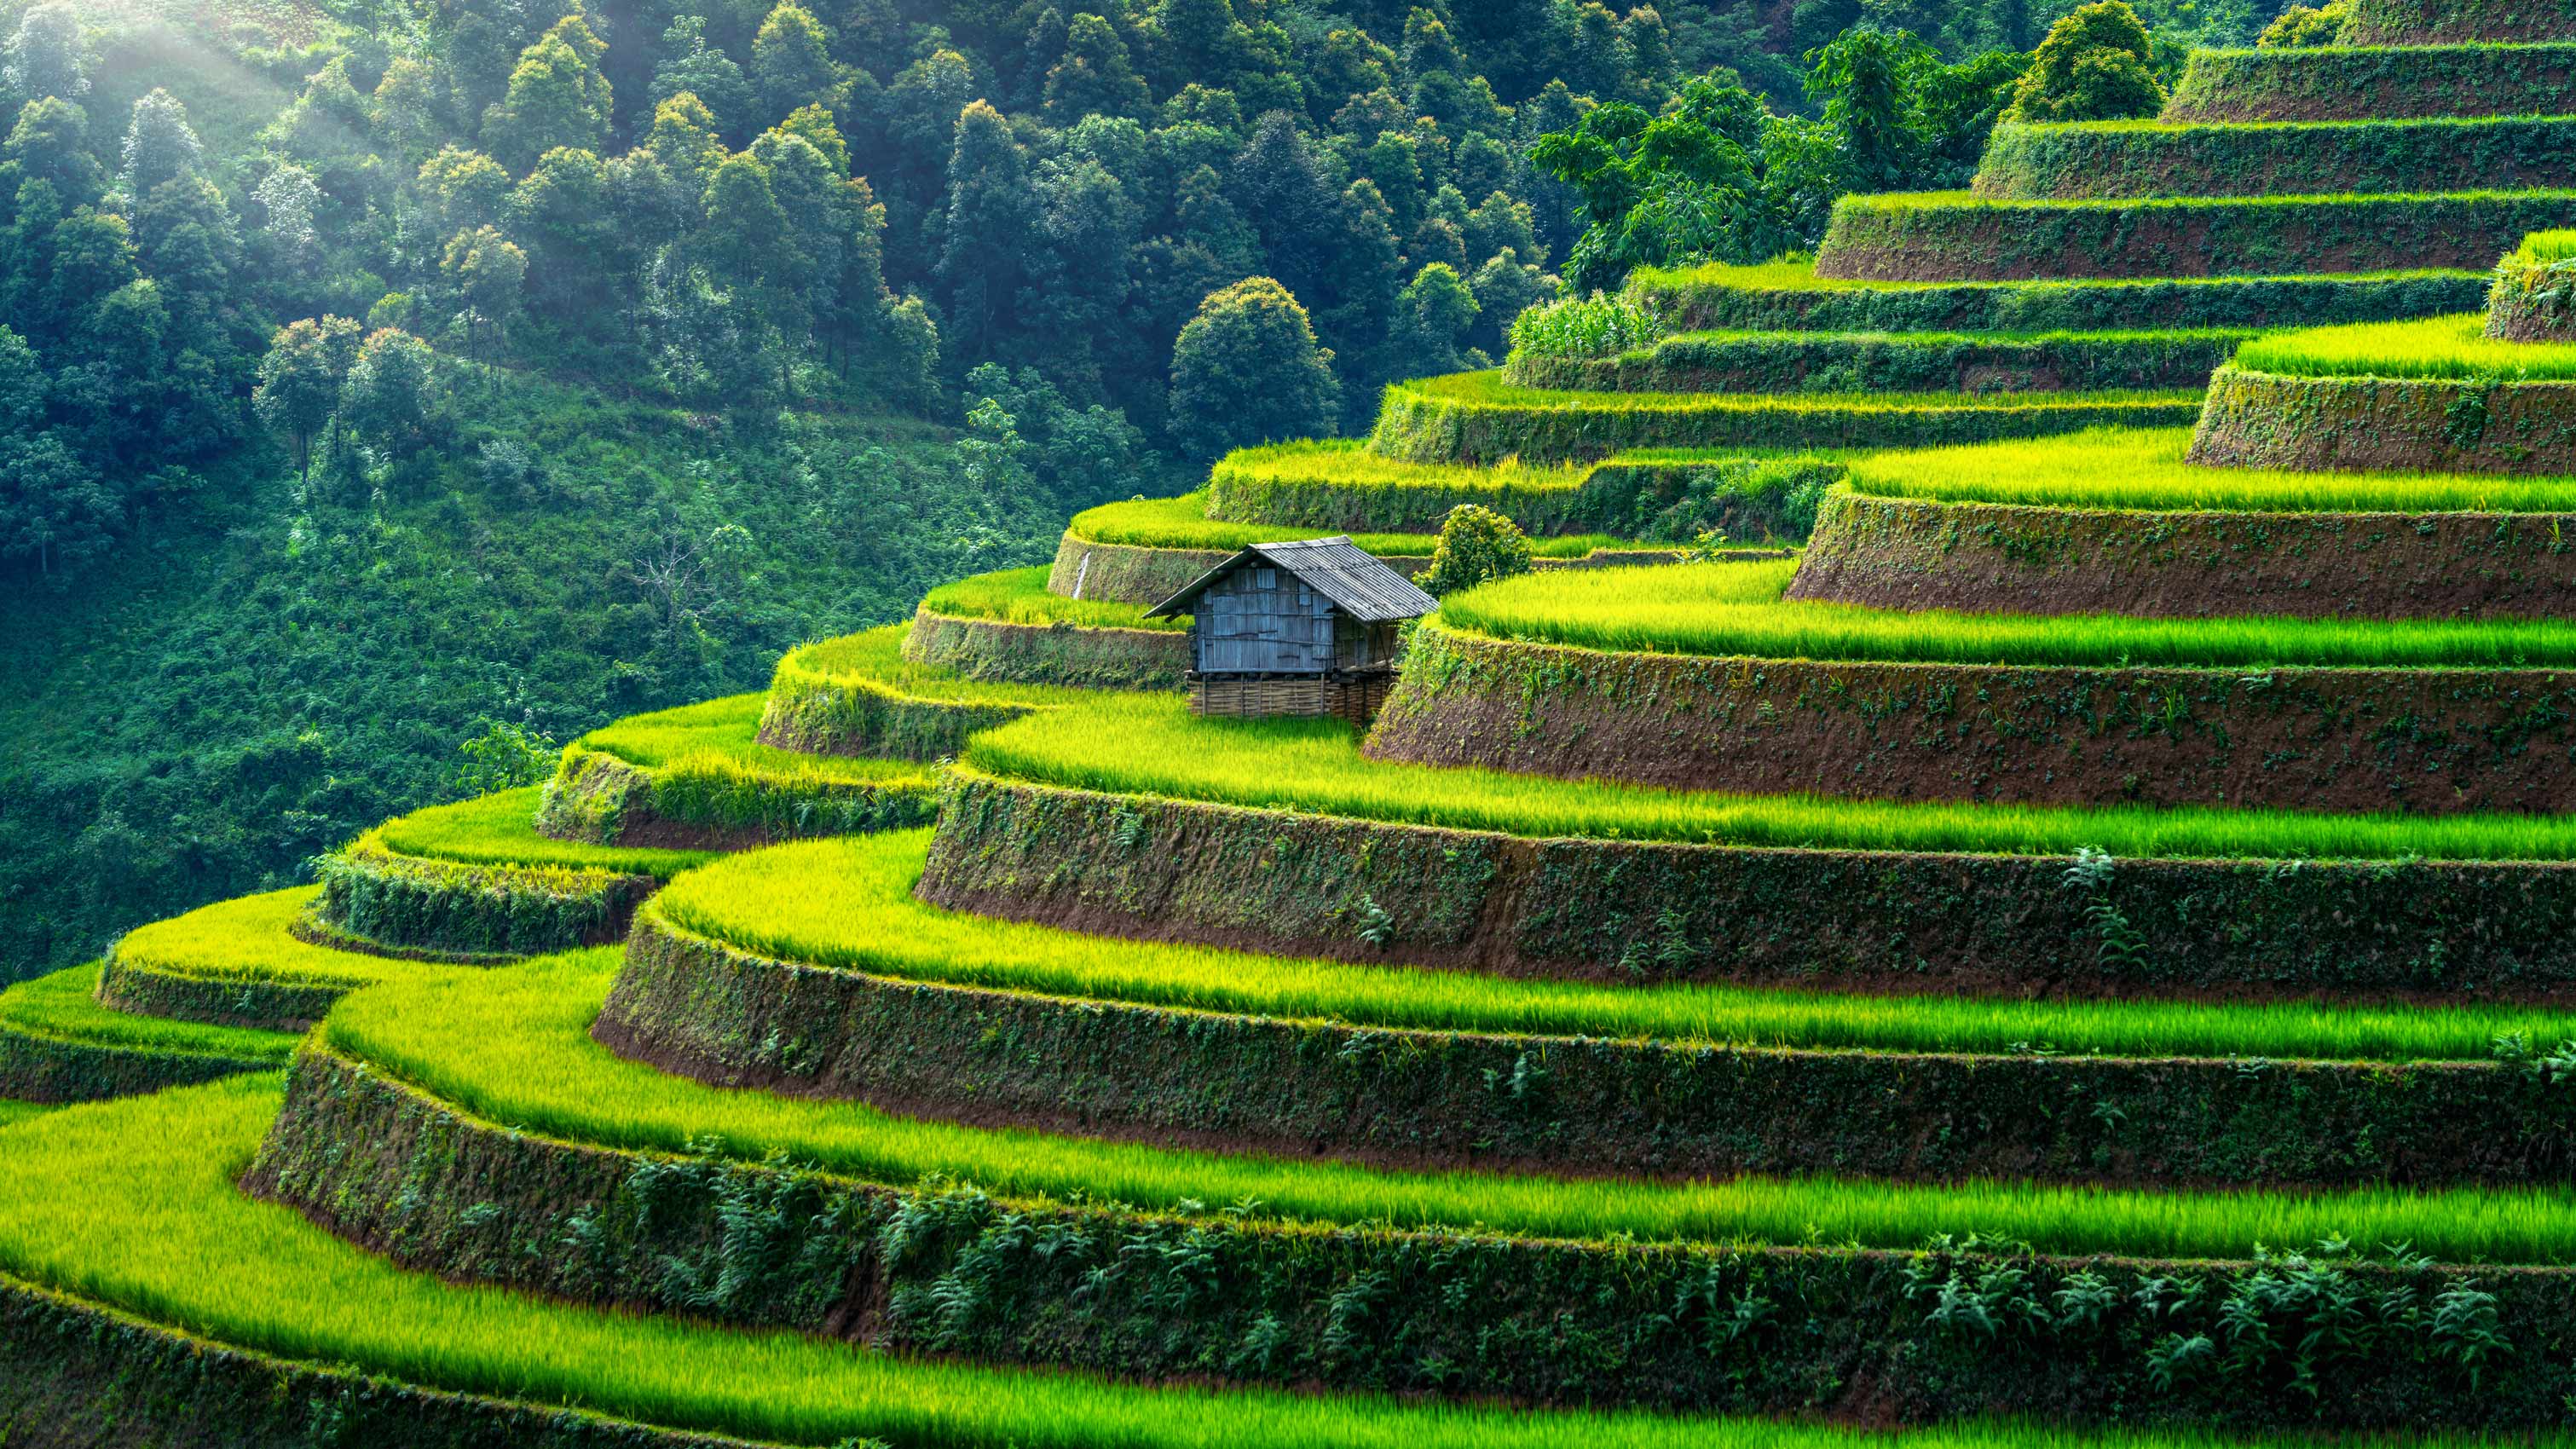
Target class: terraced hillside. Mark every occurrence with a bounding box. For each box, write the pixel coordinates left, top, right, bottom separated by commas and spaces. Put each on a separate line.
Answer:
29, 8, 2576, 1448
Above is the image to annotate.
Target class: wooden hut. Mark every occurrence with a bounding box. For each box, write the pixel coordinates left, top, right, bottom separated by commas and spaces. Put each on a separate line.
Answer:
1145, 537, 1436, 724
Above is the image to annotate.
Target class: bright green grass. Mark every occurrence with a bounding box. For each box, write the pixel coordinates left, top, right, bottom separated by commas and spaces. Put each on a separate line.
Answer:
771, 624, 1100, 709
1068, 493, 1644, 560
26, 1083, 2576, 1449
965, 689, 2576, 863
658, 829, 2576, 1065
2518, 230, 2576, 263
2234, 315, 2576, 380
0, 1100, 48, 1128
0, 964, 292, 1062
570, 695, 933, 787
1396, 370, 2195, 413
1629, 260, 2479, 295
1436, 560, 2576, 668
1846, 428, 2576, 512
920, 567, 1187, 632
360, 787, 717, 880
325, 947, 2576, 1265
109, 888, 425, 990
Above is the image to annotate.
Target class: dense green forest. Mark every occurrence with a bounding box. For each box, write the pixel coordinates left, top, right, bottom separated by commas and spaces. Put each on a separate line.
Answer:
0, 0, 2291, 980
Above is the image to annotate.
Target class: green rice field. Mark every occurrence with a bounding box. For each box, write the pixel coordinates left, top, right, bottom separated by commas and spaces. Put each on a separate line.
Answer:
2233, 315, 2576, 379
1389, 370, 2196, 415
107, 887, 421, 992
1072, 491, 1643, 558
771, 624, 1101, 710
568, 694, 934, 788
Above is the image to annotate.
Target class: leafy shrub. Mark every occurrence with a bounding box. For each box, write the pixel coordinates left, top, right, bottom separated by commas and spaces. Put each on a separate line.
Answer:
1505, 293, 1664, 361
450, 720, 558, 798
1416, 505, 1533, 597
2258, 1, 2351, 46
2005, 3, 2167, 123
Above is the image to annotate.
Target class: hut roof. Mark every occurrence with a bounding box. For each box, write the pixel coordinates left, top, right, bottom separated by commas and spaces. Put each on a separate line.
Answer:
1144, 537, 1439, 623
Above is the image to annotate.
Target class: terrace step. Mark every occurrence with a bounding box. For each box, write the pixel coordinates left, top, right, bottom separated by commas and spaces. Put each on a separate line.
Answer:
757, 622, 1089, 760
1974, 115, 2576, 201
308, 786, 717, 960
1789, 428, 2576, 621
1366, 372, 2201, 465
534, 693, 936, 849
1811, 189, 2576, 284
0, 963, 289, 1103
32, 1071, 2576, 1440
1627, 261, 2487, 334
2164, 41, 2576, 124
902, 569, 1189, 689
95, 887, 425, 1032
1503, 325, 2253, 394
1366, 609, 2576, 817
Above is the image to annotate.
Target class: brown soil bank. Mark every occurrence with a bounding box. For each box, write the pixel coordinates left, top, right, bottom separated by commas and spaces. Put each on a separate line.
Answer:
2191, 367, 2576, 475
1790, 487, 2576, 621
1813, 193, 2576, 284
924, 773, 2576, 1002
901, 603, 1187, 689
240, 1048, 2576, 1429
1366, 622, 2576, 816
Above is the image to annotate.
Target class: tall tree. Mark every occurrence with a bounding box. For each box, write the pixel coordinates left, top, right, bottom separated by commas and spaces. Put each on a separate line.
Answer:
483, 13, 613, 167
116, 89, 201, 200
252, 315, 362, 478
338, 326, 436, 456
749, 5, 845, 126
651, 16, 754, 139
936, 98, 1035, 364
440, 224, 526, 356
1166, 275, 1337, 462
2, 3, 85, 103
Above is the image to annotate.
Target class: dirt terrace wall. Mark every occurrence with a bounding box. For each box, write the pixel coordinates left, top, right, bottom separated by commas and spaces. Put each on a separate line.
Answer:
1631, 272, 2486, 335
1790, 486, 2576, 621
1366, 621, 2576, 817
598, 909, 2576, 1190
920, 772, 2576, 1002
2190, 367, 2576, 476
243, 1049, 2576, 1429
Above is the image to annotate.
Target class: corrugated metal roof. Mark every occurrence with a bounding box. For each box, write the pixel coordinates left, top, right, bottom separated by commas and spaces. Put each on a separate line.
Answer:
1145, 536, 1439, 622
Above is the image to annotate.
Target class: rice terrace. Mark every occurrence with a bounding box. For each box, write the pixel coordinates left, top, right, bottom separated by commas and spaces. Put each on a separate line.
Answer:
32, 0, 2576, 1444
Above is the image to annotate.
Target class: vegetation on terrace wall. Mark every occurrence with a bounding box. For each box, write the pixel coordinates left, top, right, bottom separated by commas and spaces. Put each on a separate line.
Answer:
252, 1048, 2574, 1429
2169, 41, 2576, 122
1629, 264, 2487, 333
1504, 326, 2249, 393
2191, 366, 2576, 474
1814, 192, 2576, 282
1366, 375, 2199, 463
1973, 117, 2576, 200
